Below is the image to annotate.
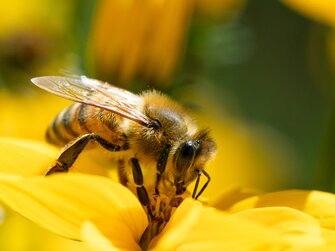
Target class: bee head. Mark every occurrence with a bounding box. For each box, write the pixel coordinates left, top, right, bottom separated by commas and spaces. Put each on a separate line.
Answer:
173, 129, 216, 195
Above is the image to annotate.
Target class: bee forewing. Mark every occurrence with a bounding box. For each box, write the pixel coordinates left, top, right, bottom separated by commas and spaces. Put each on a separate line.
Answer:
31, 76, 150, 126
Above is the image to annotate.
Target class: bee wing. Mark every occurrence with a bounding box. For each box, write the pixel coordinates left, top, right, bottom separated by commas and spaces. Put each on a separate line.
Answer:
31, 75, 150, 126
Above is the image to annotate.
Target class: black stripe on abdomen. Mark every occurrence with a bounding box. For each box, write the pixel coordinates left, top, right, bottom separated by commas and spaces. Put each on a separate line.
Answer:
46, 116, 68, 145
78, 104, 91, 133
63, 105, 80, 138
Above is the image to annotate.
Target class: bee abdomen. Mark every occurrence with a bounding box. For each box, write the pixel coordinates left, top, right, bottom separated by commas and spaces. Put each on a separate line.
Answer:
46, 103, 120, 147
46, 104, 81, 146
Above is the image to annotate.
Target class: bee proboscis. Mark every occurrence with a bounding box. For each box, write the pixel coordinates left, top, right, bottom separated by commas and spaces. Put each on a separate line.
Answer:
31, 75, 216, 248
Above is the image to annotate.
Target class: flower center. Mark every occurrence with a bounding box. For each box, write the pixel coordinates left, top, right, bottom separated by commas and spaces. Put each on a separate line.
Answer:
138, 187, 187, 250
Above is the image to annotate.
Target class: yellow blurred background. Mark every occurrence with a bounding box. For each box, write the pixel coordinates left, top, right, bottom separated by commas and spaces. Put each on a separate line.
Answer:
0, 0, 335, 250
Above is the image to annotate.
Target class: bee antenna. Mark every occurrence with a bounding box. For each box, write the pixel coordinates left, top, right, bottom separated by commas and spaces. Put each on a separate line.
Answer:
193, 169, 211, 199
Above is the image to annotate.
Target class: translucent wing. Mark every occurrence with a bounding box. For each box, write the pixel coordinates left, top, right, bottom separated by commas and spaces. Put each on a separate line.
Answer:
31, 75, 150, 126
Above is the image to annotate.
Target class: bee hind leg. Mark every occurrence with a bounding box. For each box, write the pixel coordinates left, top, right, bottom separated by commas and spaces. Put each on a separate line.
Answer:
46, 133, 121, 176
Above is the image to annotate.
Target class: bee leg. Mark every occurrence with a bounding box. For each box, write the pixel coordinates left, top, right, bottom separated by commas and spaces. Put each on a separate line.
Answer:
130, 158, 153, 219
175, 180, 186, 195
193, 169, 211, 200
117, 159, 128, 186
46, 133, 121, 176
192, 169, 201, 199
154, 145, 171, 195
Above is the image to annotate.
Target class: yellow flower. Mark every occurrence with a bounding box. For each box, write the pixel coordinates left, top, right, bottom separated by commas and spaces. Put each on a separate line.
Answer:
0, 91, 70, 140
0, 210, 93, 251
87, 0, 194, 85
87, 0, 245, 85
1, 137, 335, 250
0, 139, 97, 251
281, 0, 335, 27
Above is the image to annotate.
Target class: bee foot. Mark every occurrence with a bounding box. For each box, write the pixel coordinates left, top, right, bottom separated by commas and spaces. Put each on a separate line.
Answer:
45, 163, 68, 176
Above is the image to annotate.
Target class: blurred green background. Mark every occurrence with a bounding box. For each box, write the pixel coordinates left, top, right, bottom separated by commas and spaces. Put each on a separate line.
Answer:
0, 0, 334, 193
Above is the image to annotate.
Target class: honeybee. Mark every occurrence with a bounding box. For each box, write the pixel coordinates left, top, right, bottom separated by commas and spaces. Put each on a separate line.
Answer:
31, 75, 216, 247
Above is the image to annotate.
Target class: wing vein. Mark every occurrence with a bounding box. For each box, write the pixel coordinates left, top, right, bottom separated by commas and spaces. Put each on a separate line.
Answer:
31, 75, 150, 126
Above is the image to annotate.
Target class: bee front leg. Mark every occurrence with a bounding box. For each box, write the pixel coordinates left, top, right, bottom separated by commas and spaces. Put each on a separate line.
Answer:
46, 133, 121, 176
154, 145, 171, 195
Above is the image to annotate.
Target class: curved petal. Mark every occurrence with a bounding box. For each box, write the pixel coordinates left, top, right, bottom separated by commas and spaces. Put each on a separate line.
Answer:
0, 210, 95, 251
81, 218, 141, 251
0, 137, 58, 175
0, 173, 147, 242
150, 199, 285, 251
230, 207, 324, 248
321, 229, 335, 249
210, 186, 259, 211
228, 190, 335, 231
281, 0, 335, 26
0, 137, 110, 177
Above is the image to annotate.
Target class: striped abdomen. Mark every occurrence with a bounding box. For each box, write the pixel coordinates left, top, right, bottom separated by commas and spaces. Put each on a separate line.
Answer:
46, 103, 122, 147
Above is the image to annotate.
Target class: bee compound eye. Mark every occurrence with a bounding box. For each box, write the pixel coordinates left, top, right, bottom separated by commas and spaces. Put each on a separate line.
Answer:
175, 140, 198, 172
180, 141, 195, 157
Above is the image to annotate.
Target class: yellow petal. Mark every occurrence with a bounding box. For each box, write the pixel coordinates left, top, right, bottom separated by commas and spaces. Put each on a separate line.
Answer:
0, 210, 94, 251
89, 0, 193, 84
210, 186, 259, 210
228, 190, 335, 231
321, 229, 335, 249
0, 173, 147, 242
150, 198, 285, 251
0, 137, 57, 175
0, 137, 111, 177
81, 218, 141, 251
0, 92, 71, 140
230, 207, 324, 248
281, 0, 335, 27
